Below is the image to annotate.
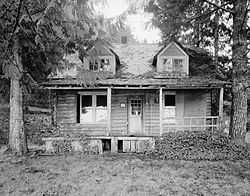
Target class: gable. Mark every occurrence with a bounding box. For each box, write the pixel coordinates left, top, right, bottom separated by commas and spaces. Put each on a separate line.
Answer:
156, 42, 189, 74
88, 45, 113, 56
160, 42, 187, 57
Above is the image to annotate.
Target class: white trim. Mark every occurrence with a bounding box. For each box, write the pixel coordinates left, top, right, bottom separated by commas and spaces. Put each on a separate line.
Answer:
159, 88, 163, 136
79, 93, 108, 124
158, 42, 188, 59
78, 91, 107, 95
88, 45, 114, 57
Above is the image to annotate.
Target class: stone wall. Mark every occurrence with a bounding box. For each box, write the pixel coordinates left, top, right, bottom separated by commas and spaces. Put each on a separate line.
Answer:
0, 105, 9, 144
0, 105, 52, 145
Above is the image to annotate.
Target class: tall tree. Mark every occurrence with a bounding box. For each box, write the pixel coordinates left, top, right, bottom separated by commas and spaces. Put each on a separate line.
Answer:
0, 0, 97, 154
229, 0, 249, 141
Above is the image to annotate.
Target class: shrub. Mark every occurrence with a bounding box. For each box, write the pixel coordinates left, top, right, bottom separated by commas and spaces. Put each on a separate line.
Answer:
146, 130, 250, 161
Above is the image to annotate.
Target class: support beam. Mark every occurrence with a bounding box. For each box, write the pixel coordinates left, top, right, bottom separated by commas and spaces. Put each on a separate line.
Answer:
51, 90, 57, 126
159, 88, 163, 136
107, 87, 112, 136
219, 87, 224, 127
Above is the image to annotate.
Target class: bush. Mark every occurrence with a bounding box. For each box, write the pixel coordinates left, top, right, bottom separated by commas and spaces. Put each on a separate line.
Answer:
146, 130, 250, 161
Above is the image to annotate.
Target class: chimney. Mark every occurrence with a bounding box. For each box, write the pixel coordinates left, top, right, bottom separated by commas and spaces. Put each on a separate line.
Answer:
121, 36, 127, 44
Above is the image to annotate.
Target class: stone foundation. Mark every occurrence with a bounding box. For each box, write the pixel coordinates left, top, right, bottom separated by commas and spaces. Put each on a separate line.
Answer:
42, 136, 155, 154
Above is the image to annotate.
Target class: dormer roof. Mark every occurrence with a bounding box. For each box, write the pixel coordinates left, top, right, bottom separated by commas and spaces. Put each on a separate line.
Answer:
152, 41, 188, 67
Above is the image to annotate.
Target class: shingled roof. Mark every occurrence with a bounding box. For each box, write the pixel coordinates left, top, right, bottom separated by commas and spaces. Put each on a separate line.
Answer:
43, 42, 227, 89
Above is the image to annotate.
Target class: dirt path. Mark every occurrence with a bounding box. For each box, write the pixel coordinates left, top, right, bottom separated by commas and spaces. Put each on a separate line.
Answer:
0, 153, 250, 196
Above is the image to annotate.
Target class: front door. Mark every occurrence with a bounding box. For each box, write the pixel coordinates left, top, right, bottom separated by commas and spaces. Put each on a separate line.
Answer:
129, 98, 143, 135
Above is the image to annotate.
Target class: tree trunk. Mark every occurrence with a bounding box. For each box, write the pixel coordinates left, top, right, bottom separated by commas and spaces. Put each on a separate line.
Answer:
214, 0, 219, 73
8, 40, 27, 154
229, 0, 248, 143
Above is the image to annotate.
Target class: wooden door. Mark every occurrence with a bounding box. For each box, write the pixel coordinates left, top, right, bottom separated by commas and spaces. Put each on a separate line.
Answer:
129, 98, 143, 134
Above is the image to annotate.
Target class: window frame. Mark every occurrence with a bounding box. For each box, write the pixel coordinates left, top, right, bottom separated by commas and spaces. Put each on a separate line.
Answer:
89, 56, 112, 72
160, 56, 185, 73
79, 92, 108, 124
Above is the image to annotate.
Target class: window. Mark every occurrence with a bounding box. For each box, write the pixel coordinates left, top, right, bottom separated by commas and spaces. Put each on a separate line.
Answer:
130, 99, 142, 116
162, 58, 172, 72
173, 59, 183, 72
89, 57, 111, 71
161, 57, 184, 73
81, 94, 107, 123
100, 58, 110, 71
164, 95, 175, 106
163, 94, 176, 123
89, 60, 98, 71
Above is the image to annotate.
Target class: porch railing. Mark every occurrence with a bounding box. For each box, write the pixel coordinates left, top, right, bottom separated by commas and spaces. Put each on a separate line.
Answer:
162, 116, 219, 133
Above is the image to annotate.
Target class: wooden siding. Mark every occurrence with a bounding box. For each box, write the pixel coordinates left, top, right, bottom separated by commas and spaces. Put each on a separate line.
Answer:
161, 43, 185, 56
59, 123, 107, 136
184, 91, 207, 116
57, 92, 77, 124
206, 91, 211, 116
111, 94, 128, 135
144, 92, 160, 136
56, 91, 107, 135
56, 89, 213, 136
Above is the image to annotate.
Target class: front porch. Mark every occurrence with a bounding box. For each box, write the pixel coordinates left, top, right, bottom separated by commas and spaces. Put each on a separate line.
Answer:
53, 87, 223, 137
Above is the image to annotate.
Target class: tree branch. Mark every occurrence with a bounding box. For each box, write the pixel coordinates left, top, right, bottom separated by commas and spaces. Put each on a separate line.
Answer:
10, 0, 23, 40
202, 0, 234, 14
186, 1, 231, 23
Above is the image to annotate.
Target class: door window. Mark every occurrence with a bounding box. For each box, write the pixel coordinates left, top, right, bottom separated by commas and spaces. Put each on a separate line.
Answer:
130, 99, 142, 116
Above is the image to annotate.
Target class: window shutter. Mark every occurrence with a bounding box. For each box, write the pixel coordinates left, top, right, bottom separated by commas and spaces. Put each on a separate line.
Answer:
77, 94, 80, 123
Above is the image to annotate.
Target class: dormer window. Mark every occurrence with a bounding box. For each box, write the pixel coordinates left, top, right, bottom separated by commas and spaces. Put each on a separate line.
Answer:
89, 57, 111, 72
156, 42, 189, 74
161, 57, 185, 72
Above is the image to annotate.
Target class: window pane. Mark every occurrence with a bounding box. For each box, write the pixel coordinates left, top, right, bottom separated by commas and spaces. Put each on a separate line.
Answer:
82, 95, 92, 107
89, 60, 98, 71
162, 58, 172, 72
81, 108, 93, 122
97, 95, 107, 107
96, 108, 107, 122
173, 59, 183, 72
164, 95, 175, 106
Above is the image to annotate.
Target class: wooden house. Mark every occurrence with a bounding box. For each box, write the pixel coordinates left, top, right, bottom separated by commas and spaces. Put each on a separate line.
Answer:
42, 41, 226, 153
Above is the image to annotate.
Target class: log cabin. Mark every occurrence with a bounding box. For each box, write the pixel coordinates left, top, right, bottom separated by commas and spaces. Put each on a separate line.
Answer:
42, 40, 227, 153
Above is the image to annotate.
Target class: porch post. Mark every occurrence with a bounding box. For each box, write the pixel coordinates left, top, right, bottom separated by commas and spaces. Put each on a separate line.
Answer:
51, 90, 57, 126
159, 88, 163, 136
219, 87, 224, 127
107, 87, 112, 136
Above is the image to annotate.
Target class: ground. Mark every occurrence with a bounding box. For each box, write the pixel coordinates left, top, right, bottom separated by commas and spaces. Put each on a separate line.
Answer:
0, 152, 250, 196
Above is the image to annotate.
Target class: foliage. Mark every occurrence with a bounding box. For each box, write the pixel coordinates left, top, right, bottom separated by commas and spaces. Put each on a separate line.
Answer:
146, 130, 250, 161
145, 0, 232, 47
145, 0, 232, 78
0, 0, 102, 85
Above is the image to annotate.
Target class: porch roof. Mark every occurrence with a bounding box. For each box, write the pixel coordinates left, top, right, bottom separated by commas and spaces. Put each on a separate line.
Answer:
42, 75, 228, 89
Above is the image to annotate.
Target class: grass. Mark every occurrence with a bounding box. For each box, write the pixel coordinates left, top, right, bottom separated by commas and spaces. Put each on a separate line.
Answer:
0, 153, 250, 196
